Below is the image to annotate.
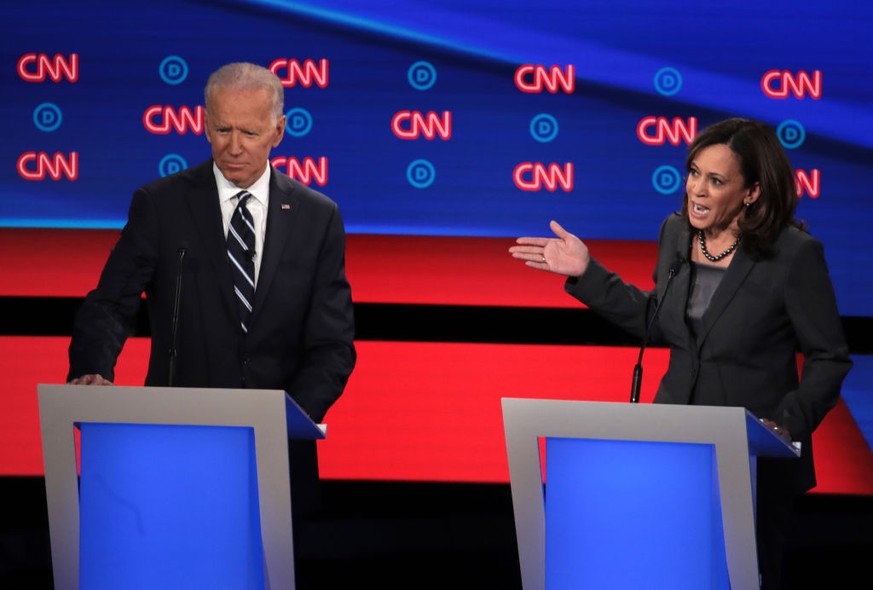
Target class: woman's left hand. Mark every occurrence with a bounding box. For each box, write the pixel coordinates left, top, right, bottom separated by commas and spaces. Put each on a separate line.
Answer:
760, 418, 792, 443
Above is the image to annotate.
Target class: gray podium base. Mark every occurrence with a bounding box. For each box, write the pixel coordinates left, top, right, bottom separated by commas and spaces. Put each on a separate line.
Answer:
38, 384, 325, 590
502, 398, 799, 590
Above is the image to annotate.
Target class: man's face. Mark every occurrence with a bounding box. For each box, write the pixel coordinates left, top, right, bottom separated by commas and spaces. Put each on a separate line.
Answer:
205, 86, 285, 188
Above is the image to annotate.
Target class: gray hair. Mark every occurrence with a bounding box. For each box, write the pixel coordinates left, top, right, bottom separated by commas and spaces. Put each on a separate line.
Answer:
204, 62, 284, 122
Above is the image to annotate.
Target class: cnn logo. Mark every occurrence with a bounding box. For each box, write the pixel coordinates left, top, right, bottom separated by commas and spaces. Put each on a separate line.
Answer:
272, 156, 328, 186
17, 152, 78, 181
143, 106, 204, 135
637, 117, 698, 146
18, 53, 79, 82
795, 169, 820, 199
515, 65, 575, 94
513, 163, 574, 192
761, 70, 822, 99
269, 58, 329, 88
391, 111, 452, 140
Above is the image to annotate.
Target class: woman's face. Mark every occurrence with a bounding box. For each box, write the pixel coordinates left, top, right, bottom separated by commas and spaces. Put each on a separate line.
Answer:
685, 144, 759, 234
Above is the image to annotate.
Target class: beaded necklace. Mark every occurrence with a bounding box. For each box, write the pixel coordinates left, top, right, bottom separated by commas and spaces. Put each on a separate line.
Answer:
697, 230, 740, 262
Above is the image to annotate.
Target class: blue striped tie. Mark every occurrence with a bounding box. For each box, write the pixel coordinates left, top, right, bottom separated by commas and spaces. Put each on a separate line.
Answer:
227, 191, 256, 333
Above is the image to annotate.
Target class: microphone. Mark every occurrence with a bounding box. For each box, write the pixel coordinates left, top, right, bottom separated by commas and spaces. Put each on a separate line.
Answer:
630, 253, 685, 404
168, 245, 186, 387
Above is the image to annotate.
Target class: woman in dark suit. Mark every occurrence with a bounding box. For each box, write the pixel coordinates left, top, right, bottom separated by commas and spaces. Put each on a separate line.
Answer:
509, 118, 852, 590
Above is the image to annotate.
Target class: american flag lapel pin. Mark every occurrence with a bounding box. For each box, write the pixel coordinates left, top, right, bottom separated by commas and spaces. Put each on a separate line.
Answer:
281, 203, 291, 210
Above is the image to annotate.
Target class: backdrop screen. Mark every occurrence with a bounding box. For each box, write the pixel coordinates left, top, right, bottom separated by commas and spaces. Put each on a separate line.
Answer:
2, 1, 871, 490
3, 0, 872, 314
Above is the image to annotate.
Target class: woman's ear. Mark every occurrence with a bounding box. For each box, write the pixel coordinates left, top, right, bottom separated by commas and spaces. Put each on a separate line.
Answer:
745, 182, 761, 206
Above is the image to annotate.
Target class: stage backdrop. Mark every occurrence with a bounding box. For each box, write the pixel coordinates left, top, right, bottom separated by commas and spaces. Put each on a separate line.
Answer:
2, 0, 871, 493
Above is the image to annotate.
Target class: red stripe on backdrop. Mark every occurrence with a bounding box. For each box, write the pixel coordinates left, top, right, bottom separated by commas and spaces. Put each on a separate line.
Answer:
0, 229, 121, 297
1, 337, 150, 475
0, 228, 656, 304
3, 337, 872, 494
344, 234, 656, 307
318, 341, 667, 482
812, 400, 873, 494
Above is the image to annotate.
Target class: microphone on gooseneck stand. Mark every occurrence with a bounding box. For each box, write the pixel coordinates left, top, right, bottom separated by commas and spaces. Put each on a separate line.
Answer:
630, 254, 685, 404
168, 245, 186, 387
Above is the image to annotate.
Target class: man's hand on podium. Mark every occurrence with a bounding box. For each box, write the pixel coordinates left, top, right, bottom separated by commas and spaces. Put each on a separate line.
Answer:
68, 374, 114, 386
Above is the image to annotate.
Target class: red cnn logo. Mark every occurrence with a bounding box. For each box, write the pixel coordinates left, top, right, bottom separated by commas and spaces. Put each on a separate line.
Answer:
269, 58, 329, 88
17, 53, 79, 83
513, 162, 574, 192
17, 152, 79, 181
391, 111, 452, 140
272, 156, 328, 186
761, 70, 822, 99
795, 169, 820, 199
637, 116, 698, 146
515, 65, 575, 94
143, 106, 204, 135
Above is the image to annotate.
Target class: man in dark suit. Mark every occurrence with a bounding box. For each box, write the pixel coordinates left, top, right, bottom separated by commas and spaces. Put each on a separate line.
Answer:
68, 62, 355, 516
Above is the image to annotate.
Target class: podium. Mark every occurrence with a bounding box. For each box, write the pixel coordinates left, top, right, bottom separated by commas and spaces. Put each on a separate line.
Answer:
502, 399, 800, 590
37, 384, 326, 590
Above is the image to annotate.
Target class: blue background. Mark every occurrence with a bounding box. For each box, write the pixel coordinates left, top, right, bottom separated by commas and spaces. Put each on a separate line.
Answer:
2, 0, 870, 315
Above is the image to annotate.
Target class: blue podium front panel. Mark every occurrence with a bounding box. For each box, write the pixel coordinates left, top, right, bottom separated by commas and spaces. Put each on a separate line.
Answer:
545, 438, 729, 590
78, 423, 266, 590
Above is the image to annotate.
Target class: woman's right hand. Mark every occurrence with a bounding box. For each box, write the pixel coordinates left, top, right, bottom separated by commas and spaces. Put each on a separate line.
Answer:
509, 220, 590, 277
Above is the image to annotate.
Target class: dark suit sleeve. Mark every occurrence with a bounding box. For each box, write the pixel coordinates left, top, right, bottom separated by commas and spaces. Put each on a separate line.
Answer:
562, 217, 677, 341
68, 189, 160, 381
285, 202, 356, 423
775, 237, 852, 440
564, 257, 651, 341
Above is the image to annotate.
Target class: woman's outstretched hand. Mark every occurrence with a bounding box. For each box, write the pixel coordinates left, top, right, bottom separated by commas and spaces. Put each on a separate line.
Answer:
509, 220, 590, 277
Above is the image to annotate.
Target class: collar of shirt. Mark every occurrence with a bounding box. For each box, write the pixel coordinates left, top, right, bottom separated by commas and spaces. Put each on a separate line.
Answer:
212, 162, 271, 210
213, 162, 270, 286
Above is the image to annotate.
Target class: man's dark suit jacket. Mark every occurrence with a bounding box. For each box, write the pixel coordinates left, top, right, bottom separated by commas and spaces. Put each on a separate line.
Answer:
566, 212, 852, 492
68, 159, 356, 425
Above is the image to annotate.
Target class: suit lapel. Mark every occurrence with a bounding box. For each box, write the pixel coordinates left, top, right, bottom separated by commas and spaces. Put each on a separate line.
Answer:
661, 221, 694, 350
184, 163, 238, 321
657, 218, 758, 354
249, 169, 298, 327
695, 247, 756, 351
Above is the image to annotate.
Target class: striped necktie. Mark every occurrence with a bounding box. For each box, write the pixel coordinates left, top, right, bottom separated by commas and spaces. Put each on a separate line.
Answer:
226, 190, 256, 333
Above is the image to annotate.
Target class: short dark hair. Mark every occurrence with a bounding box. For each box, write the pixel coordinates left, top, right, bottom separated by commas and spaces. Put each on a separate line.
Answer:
681, 118, 805, 257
